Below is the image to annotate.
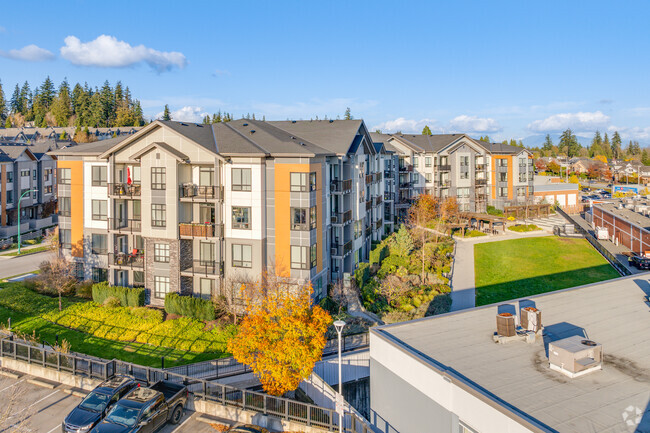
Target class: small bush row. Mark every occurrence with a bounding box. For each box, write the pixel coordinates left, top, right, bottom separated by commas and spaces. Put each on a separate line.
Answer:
164, 293, 215, 321
91, 282, 145, 307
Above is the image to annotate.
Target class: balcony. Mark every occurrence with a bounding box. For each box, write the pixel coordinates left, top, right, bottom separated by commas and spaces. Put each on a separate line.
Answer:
399, 165, 413, 172
438, 164, 451, 171
374, 172, 383, 182
475, 193, 488, 201
331, 240, 353, 257
374, 195, 383, 206
330, 179, 353, 193
475, 164, 486, 170
375, 219, 383, 230
109, 183, 141, 198
331, 210, 352, 225
181, 260, 224, 276
109, 218, 141, 233
384, 169, 392, 178
179, 223, 223, 238
399, 182, 412, 189
384, 192, 395, 201
365, 174, 373, 185
497, 165, 508, 172
435, 180, 451, 188
179, 184, 224, 201
110, 252, 144, 268
475, 178, 487, 185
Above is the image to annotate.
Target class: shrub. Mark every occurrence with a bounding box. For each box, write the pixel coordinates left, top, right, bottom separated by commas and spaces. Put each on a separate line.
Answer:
508, 224, 541, 233
75, 280, 94, 298
354, 263, 371, 289
486, 205, 504, 216
92, 282, 145, 307
370, 241, 389, 265
103, 296, 121, 308
164, 293, 215, 321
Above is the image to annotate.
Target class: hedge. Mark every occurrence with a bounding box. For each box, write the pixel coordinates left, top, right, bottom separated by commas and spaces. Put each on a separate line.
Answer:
91, 282, 145, 307
164, 293, 215, 321
370, 242, 389, 264
355, 263, 371, 290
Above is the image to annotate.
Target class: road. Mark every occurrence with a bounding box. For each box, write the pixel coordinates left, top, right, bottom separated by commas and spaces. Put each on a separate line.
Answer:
0, 375, 217, 433
0, 251, 49, 280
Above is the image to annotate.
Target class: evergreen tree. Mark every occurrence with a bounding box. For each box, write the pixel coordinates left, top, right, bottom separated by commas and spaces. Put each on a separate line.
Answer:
611, 131, 622, 159
542, 134, 553, 151
99, 81, 114, 126
0, 80, 6, 121
39, 76, 55, 109
51, 79, 72, 126
10, 84, 20, 114
603, 133, 611, 158
642, 149, 650, 166
89, 92, 103, 127
132, 100, 144, 126
162, 104, 172, 121
589, 130, 603, 157
19, 81, 32, 118
114, 81, 123, 107
422, 125, 432, 135
559, 129, 580, 158
509, 138, 517, 147
518, 140, 524, 148
4, 117, 11, 128
479, 135, 491, 142
344, 107, 352, 120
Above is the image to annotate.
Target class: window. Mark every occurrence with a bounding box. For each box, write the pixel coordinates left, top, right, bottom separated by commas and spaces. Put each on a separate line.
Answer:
59, 197, 71, 216
310, 244, 317, 269
133, 201, 141, 220
32, 190, 36, 199
460, 156, 469, 167
313, 277, 323, 300
7, 171, 12, 183
32, 169, 37, 180
199, 204, 215, 224
528, 171, 534, 181
59, 168, 71, 184
20, 169, 29, 177
198, 278, 213, 300
460, 171, 469, 179
154, 243, 170, 263
498, 172, 507, 182
517, 187, 526, 197
134, 235, 144, 250
456, 188, 470, 198
151, 167, 166, 189
6, 190, 12, 203
232, 207, 251, 229
44, 168, 52, 182
413, 156, 419, 167
91, 200, 107, 221
91, 166, 107, 186
199, 167, 214, 186
290, 172, 316, 192
60, 229, 71, 248
232, 168, 251, 191
425, 157, 432, 167
413, 173, 419, 183
519, 173, 527, 182
151, 204, 166, 227
133, 271, 145, 286
291, 246, 309, 270
132, 166, 141, 183
497, 159, 508, 167
310, 206, 317, 229
498, 187, 508, 197
154, 276, 170, 299
199, 242, 214, 264
44, 185, 52, 194
74, 263, 84, 280
92, 267, 108, 283
291, 208, 309, 231
232, 244, 252, 268
425, 173, 432, 183
91, 234, 107, 255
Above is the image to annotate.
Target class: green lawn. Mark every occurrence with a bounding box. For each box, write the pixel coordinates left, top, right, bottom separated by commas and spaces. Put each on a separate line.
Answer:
0, 284, 231, 367
1, 245, 51, 256
474, 237, 620, 306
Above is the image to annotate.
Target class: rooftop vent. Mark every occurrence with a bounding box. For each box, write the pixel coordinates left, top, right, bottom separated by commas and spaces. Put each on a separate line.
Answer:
243, 123, 248, 126
329, 120, 334, 123
180, 123, 188, 126
549, 335, 602, 378
250, 130, 256, 134
292, 120, 297, 124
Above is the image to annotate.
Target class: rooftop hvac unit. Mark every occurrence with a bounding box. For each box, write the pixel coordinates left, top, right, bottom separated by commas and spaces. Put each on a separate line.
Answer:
496, 313, 516, 337
520, 307, 542, 333
548, 335, 602, 378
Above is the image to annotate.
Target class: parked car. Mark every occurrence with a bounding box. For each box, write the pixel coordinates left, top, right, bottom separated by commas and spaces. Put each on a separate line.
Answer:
63, 376, 139, 433
226, 425, 270, 433
629, 253, 650, 270
90, 381, 188, 433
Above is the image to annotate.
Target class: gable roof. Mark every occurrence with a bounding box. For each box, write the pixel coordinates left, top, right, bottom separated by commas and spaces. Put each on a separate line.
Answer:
130, 141, 189, 162
267, 119, 365, 155
0, 144, 37, 161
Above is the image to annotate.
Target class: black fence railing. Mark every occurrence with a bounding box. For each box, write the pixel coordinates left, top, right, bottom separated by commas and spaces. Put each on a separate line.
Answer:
0, 335, 372, 433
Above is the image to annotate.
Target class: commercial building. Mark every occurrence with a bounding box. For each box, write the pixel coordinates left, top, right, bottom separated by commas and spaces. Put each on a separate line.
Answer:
591, 200, 650, 252
533, 176, 581, 213
369, 275, 650, 433
52, 119, 385, 303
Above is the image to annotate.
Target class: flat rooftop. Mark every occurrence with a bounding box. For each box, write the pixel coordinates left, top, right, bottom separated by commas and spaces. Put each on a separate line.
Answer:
596, 201, 650, 230
374, 275, 650, 433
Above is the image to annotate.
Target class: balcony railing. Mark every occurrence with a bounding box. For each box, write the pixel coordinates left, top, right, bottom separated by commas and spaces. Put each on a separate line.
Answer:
108, 183, 141, 198
331, 240, 353, 257
438, 164, 451, 171
179, 184, 224, 201
476, 164, 486, 170
475, 178, 487, 185
384, 192, 395, 201
181, 260, 224, 276
375, 172, 383, 182
384, 169, 393, 178
331, 210, 352, 225
330, 179, 352, 193
399, 182, 412, 189
475, 193, 488, 201
435, 180, 451, 187
375, 219, 383, 230
110, 252, 144, 268
399, 165, 413, 172
365, 174, 373, 184
179, 223, 223, 238
108, 218, 141, 232
374, 195, 383, 206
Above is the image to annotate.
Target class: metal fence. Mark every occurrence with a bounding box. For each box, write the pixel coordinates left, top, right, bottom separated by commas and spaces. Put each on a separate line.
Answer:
0, 335, 373, 433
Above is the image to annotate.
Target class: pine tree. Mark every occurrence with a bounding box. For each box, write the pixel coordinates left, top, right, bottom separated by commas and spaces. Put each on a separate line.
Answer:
51, 79, 72, 126
509, 138, 517, 147
589, 130, 603, 157
99, 81, 114, 126
132, 100, 143, 126
542, 134, 553, 151
603, 133, 611, 158
10, 84, 20, 114
559, 129, 580, 158
162, 104, 171, 121
39, 76, 55, 110
5, 117, 11, 128
611, 131, 622, 160
344, 107, 352, 120
422, 125, 432, 135
0, 80, 6, 121
479, 135, 491, 143
518, 140, 524, 148
19, 81, 32, 118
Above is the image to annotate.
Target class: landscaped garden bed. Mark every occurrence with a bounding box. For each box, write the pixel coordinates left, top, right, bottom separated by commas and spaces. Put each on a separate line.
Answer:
507, 224, 541, 232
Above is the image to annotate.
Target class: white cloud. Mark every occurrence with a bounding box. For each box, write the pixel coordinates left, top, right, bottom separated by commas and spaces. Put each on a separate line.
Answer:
60, 35, 187, 72
607, 125, 650, 142
212, 69, 230, 76
371, 117, 442, 134
0, 44, 55, 61
155, 106, 209, 123
527, 111, 610, 132
448, 115, 502, 133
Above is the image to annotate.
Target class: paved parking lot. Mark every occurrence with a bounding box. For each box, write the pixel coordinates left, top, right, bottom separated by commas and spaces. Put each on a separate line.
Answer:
0, 374, 216, 433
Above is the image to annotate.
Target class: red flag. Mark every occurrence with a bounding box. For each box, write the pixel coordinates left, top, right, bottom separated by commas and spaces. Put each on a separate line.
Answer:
127, 167, 132, 185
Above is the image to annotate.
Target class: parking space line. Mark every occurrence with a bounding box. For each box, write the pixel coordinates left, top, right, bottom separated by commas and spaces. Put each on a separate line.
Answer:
0, 377, 26, 393
46, 425, 61, 433
170, 414, 194, 432
13, 389, 60, 415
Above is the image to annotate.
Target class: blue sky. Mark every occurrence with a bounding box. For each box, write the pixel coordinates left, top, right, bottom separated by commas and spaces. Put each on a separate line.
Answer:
1, 0, 650, 144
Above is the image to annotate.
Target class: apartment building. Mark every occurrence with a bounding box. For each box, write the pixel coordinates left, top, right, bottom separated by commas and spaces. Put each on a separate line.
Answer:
480, 142, 535, 210
52, 119, 385, 304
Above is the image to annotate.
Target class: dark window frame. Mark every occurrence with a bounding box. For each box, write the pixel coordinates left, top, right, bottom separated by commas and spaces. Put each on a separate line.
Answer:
151, 167, 166, 190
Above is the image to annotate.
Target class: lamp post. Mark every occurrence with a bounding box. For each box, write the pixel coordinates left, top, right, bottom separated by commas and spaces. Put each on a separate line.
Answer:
333, 319, 346, 433
17, 189, 38, 255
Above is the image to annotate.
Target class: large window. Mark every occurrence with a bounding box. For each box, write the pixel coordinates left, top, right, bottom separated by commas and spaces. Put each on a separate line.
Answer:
91, 200, 107, 221
20, 169, 29, 177
413, 156, 419, 167
291, 245, 310, 270
6, 190, 11, 203
154, 276, 170, 299
232, 244, 252, 268
199, 242, 214, 264
290, 172, 317, 192
498, 172, 507, 182
232, 168, 252, 191
60, 229, 71, 249
460, 156, 469, 167
133, 200, 141, 220
58, 168, 71, 184
497, 159, 508, 167
133, 271, 145, 286
91, 234, 107, 255
291, 208, 310, 231
498, 187, 508, 197
154, 243, 170, 263
59, 196, 71, 216
425, 173, 432, 183
151, 167, 166, 190
198, 278, 213, 300
310, 244, 317, 269
199, 167, 214, 186
456, 188, 470, 198
517, 187, 526, 197
232, 207, 251, 229
92, 267, 108, 283
91, 166, 107, 186
151, 204, 166, 227
425, 156, 432, 167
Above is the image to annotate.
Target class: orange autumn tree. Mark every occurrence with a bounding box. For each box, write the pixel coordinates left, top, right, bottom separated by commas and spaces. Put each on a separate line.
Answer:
408, 194, 439, 278
227, 273, 332, 396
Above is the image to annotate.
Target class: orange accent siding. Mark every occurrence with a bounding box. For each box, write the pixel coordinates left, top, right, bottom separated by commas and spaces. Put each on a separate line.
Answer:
490, 157, 496, 200
507, 155, 514, 200
59, 161, 84, 257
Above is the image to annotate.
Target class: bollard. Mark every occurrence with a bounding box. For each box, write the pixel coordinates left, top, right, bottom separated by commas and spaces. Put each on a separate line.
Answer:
161, 356, 165, 369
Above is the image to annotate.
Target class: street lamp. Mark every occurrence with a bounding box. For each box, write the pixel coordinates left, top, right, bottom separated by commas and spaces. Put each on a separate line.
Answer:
17, 189, 38, 255
333, 319, 346, 433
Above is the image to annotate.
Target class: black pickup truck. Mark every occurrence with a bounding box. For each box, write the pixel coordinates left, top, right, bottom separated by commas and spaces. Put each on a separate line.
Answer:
90, 381, 188, 433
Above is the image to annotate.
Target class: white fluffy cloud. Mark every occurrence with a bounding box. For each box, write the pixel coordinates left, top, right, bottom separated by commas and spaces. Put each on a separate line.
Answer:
371, 117, 442, 134
156, 106, 209, 123
527, 111, 610, 132
448, 115, 502, 133
60, 35, 187, 72
0, 44, 55, 61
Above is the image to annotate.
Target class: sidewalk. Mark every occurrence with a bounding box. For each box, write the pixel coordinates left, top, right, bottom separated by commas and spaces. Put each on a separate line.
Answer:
0, 242, 51, 258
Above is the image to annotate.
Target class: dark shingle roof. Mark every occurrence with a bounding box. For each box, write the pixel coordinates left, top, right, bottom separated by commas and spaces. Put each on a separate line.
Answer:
391, 134, 465, 153
267, 119, 364, 155
50, 136, 129, 156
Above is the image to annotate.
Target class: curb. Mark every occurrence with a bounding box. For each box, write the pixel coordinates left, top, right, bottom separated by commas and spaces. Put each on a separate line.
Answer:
63, 387, 88, 398
1, 249, 50, 259
27, 377, 58, 389
0, 369, 21, 379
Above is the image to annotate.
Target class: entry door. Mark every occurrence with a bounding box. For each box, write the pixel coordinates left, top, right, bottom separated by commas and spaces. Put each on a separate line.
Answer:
117, 202, 126, 226
116, 271, 128, 287
116, 235, 128, 254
